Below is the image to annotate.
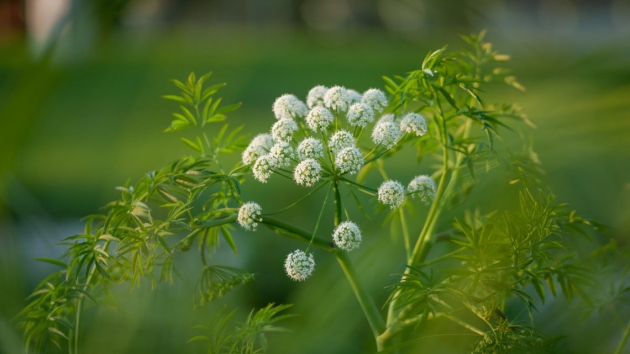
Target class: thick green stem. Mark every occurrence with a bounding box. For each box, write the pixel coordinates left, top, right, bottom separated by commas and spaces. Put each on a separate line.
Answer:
615, 319, 630, 354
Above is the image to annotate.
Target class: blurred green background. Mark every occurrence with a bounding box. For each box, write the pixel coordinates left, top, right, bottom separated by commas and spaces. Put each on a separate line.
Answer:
0, 0, 629, 353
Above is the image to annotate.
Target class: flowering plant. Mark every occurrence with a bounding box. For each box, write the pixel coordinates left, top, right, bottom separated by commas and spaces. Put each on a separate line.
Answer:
18, 32, 620, 354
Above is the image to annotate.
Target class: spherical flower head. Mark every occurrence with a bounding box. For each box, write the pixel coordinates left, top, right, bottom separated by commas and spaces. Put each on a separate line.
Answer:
297, 137, 324, 160
273, 94, 308, 120
329, 130, 355, 153
324, 86, 351, 112
237, 202, 262, 231
347, 103, 375, 128
306, 106, 334, 133
335, 147, 364, 175
372, 121, 401, 149
378, 180, 405, 209
284, 249, 315, 281
361, 88, 388, 113
347, 89, 362, 104
253, 155, 274, 183
333, 221, 362, 251
294, 159, 322, 187
306, 85, 328, 108
242, 133, 274, 165
272, 118, 299, 142
408, 175, 437, 205
400, 112, 428, 136
269, 141, 294, 168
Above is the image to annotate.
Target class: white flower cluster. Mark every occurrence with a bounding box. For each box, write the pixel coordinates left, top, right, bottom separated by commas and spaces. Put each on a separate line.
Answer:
333, 221, 362, 251
273, 94, 308, 120
335, 147, 363, 175
253, 155, 275, 183
294, 159, 322, 187
378, 180, 405, 209
372, 121, 401, 148
324, 86, 352, 112
272, 118, 298, 142
347, 103, 374, 127
306, 85, 328, 108
306, 106, 334, 132
284, 249, 315, 281
242, 134, 273, 165
408, 175, 437, 205
361, 88, 388, 113
269, 141, 294, 168
329, 130, 354, 153
400, 112, 428, 136
297, 138, 324, 160
237, 202, 262, 231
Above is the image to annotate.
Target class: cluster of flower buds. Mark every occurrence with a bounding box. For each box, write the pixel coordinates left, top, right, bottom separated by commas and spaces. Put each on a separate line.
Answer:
237, 85, 435, 281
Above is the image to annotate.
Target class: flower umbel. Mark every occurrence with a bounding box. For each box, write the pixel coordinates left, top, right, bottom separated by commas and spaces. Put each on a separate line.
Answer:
306, 106, 334, 133
378, 180, 405, 209
329, 130, 355, 153
253, 155, 275, 183
297, 137, 325, 161
294, 159, 322, 187
347, 103, 375, 128
400, 112, 428, 136
324, 86, 351, 112
273, 94, 308, 120
269, 141, 294, 168
361, 88, 388, 113
284, 249, 315, 281
306, 85, 328, 108
333, 221, 362, 251
372, 121, 401, 149
272, 118, 299, 142
335, 147, 364, 175
237, 202, 262, 231
408, 175, 437, 205
242, 133, 274, 165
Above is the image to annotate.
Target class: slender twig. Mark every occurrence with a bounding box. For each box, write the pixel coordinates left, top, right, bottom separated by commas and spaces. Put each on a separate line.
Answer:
615, 318, 630, 354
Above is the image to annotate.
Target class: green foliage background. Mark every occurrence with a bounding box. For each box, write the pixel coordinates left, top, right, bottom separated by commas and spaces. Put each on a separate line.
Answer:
1, 6, 629, 353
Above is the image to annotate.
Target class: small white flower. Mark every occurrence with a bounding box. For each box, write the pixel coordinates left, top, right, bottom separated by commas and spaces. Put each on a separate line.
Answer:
329, 130, 355, 153
307, 85, 328, 108
407, 175, 437, 205
347, 103, 375, 128
333, 221, 362, 251
253, 155, 274, 183
335, 147, 364, 175
297, 138, 324, 160
372, 121, 401, 148
242, 133, 274, 165
237, 202, 262, 231
269, 141, 294, 168
306, 106, 334, 133
272, 118, 299, 142
346, 89, 362, 104
284, 249, 315, 281
400, 112, 428, 136
423, 68, 434, 77
324, 86, 351, 112
361, 88, 388, 113
294, 159, 322, 187
378, 180, 405, 209
273, 94, 308, 120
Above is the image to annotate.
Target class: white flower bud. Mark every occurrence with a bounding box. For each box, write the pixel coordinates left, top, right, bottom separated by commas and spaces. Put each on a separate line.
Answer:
273, 94, 308, 120
297, 137, 324, 161
294, 159, 322, 187
400, 112, 428, 136
324, 86, 351, 112
306, 106, 334, 133
346, 89, 362, 104
347, 103, 375, 128
306, 85, 328, 108
333, 221, 362, 251
329, 130, 355, 153
253, 155, 274, 183
361, 88, 388, 113
335, 147, 364, 175
372, 121, 401, 148
237, 202, 262, 231
242, 133, 274, 165
378, 180, 405, 209
272, 118, 299, 142
284, 249, 315, 281
269, 141, 294, 168
407, 175, 437, 205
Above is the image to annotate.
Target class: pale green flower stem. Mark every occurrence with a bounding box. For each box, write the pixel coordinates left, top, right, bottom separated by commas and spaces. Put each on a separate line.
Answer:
615, 319, 630, 354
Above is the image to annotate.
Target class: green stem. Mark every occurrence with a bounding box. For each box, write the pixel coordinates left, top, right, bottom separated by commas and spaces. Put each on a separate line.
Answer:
260, 216, 335, 252
195, 214, 237, 229
399, 208, 411, 263
615, 319, 630, 354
